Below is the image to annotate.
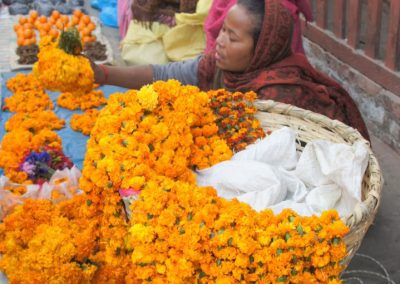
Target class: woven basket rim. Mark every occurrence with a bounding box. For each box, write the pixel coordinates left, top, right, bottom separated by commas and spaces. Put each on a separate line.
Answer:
254, 99, 383, 230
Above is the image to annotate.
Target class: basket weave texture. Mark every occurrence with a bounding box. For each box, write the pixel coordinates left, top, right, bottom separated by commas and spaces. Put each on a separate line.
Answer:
254, 100, 383, 267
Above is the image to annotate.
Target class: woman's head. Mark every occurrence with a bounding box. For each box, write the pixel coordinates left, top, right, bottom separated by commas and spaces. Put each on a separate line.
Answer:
215, 0, 264, 72
215, 0, 293, 73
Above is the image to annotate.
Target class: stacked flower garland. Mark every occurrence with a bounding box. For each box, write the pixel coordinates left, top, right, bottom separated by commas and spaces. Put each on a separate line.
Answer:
33, 28, 94, 94
0, 73, 72, 185
70, 109, 101, 135
0, 80, 349, 283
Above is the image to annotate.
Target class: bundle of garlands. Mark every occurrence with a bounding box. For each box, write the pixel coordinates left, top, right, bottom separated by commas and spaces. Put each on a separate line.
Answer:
33, 28, 94, 94
20, 145, 73, 185
0, 81, 348, 283
0, 129, 63, 185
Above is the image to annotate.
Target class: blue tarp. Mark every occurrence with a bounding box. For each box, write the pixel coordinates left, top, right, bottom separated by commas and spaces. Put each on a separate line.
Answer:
0, 71, 128, 175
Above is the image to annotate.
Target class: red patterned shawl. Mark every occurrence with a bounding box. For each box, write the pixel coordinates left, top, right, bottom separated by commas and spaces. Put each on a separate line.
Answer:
198, 0, 369, 140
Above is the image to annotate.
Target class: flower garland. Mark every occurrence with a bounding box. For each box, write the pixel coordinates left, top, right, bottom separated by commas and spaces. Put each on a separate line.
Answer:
70, 109, 100, 135
0, 198, 100, 283
81, 80, 232, 199
209, 89, 265, 152
0, 129, 62, 183
57, 89, 106, 110
33, 34, 94, 94
2, 89, 53, 113
0, 81, 350, 283
20, 146, 73, 184
125, 177, 348, 283
5, 110, 65, 132
6, 73, 43, 93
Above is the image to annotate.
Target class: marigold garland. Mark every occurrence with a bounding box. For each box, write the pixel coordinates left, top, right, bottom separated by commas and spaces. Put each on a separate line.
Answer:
2, 89, 53, 113
6, 73, 43, 93
0, 198, 100, 283
0, 129, 62, 183
33, 36, 94, 94
0, 81, 350, 283
5, 110, 65, 132
57, 89, 107, 110
70, 109, 100, 135
209, 89, 266, 152
124, 177, 349, 283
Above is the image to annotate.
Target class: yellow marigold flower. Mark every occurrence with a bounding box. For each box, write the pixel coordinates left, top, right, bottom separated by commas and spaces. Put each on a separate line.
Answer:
137, 84, 159, 111
129, 224, 155, 243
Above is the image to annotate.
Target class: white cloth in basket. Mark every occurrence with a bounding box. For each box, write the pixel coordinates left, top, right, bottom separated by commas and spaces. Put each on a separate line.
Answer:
196, 127, 369, 218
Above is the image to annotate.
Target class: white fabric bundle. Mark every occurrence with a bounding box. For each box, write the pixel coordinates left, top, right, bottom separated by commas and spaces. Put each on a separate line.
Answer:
196, 127, 369, 218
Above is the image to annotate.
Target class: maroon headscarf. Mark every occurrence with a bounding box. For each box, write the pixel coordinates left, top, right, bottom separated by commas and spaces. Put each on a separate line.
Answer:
198, 0, 370, 140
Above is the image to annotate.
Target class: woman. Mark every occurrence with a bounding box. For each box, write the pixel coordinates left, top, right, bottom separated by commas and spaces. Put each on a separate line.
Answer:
203, 0, 312, 54
93, 0, 369, 140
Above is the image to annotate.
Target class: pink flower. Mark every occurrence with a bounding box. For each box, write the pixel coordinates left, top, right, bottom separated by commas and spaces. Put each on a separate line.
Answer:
119, 188, 140, 197
21, 162, 36, 175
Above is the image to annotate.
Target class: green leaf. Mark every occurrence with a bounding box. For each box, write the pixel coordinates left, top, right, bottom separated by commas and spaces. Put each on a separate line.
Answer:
332, 237, 341, 245
277, 276, 287, 282
148, 144, 155, 152
58, 27, 82, 55
296, 225, 304, 236
249, 255, 254, 263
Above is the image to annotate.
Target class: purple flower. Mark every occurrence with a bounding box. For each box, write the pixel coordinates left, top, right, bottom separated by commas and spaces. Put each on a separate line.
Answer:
20, 151, 53, 181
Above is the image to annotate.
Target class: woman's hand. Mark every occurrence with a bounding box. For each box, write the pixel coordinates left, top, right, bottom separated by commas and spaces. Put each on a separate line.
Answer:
80, 54, 107, 85
92, 62, 108, 85
82, 54, 154, 89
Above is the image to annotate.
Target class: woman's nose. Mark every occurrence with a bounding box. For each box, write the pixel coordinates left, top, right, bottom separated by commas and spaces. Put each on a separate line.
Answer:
216, 31, 225, 47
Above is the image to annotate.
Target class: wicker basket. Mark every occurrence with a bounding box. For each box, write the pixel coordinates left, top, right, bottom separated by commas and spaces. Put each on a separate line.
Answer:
254, 99, 383, 267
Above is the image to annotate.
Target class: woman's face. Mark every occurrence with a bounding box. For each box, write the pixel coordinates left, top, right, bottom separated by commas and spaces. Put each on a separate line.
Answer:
215, 4, 256, 72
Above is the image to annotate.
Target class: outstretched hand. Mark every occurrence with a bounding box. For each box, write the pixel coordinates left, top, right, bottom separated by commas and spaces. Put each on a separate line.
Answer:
80, 54, 106, 85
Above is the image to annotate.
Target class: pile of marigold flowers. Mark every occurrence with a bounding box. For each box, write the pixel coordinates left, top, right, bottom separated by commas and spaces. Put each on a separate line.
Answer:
70, 109, 100, 135
6, 73, 42, 93
33, 32, 94, 94
0, 73, 68, 184
0, 80, 350, 283
126, 177, 348, 283
209, 89, 265, 152
57, 89, 106, 110
5, 110, 65, 132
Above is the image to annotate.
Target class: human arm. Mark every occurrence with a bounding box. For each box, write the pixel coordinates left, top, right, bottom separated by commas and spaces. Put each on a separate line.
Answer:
93, 64, 154, 89
93, 56, 201, 89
